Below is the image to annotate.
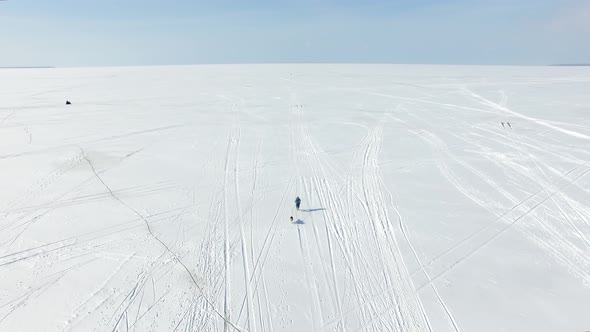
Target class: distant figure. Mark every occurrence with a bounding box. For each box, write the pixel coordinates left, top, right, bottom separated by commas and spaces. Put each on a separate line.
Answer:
295, 196, 301, 210
501, 122, 505, 128
507, 122, 512, 129
290, 216, 294, 223
66, 100, 72, 105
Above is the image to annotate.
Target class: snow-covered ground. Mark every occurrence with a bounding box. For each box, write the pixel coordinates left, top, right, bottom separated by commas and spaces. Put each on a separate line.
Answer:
1, 64, 589, 332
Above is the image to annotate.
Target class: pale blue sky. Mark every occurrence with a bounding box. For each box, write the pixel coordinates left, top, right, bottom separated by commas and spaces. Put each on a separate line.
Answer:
0, 0, 588, 66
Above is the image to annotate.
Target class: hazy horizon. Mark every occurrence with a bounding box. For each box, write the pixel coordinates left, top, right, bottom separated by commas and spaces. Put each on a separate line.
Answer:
1, 0, 589, 67
2, 62, 590, 70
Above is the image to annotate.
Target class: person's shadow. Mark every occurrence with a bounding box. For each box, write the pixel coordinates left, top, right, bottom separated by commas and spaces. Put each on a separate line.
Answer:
301, 208, 326, 213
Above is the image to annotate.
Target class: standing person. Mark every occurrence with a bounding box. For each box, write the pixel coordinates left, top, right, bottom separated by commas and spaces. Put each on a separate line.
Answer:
295, 196, 301, 210
290, 216, 294, 223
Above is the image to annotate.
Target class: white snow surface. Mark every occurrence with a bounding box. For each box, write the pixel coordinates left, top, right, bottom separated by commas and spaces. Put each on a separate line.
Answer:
1, 64, 590, 332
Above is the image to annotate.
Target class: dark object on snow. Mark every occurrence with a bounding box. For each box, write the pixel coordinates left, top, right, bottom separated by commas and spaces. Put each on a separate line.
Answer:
507, 122, 512, 128
501, 122, 505, 128
295, 197, 301, 210
66, 100, 72, 105
290, 216, 294, 223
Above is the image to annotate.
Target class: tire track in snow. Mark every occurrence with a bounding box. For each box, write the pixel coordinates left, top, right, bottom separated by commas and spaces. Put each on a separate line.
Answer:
321, 127, 429, 332
294, 100, 429, 331
296, 220, 323, 332
233, 126, 257, 332
235, 138, 276, 332
303, 132, 382, 331
421, 166, 590, 289
288, 97, 332, 330
511, 131, 590, 249
381, 177, 451, 332
357, 128, 431, 331
250, 140, 266, 332
222, 130, 234, 332
302, 178, 340, 318
413, 131, 590, 288
245, 177, 295, 331
451, 126, 590, 272
463, 88, 590, 141
0, 110, 16, 127
291, 105, 345, 330
79, 144, 245, 332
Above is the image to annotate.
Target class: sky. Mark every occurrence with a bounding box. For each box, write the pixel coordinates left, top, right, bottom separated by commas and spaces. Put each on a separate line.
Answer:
0, 0, 588, 67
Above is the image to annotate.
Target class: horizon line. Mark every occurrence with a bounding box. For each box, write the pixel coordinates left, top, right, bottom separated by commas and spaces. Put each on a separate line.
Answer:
2, 62, 586, 69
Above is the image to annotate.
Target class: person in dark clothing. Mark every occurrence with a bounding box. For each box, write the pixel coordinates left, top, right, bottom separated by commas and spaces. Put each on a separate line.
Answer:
295, 196, 301, 210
